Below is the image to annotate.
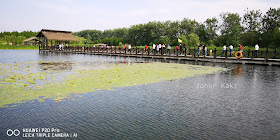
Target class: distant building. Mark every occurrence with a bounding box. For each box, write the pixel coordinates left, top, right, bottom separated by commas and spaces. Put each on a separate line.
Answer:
22, 37, 41, 45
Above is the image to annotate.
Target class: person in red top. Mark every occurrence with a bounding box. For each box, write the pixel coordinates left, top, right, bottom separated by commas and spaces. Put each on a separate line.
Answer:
239, 44, 243, 53
175, 46, 178, 54
144, 45, 148, 53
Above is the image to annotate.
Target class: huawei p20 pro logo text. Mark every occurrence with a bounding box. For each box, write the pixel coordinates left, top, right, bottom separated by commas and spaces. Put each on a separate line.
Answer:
7, 129, 20, 136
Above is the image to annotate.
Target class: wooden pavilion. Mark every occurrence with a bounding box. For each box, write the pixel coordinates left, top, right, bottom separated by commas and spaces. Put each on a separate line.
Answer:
36, 29, 79, 50
22, 37, 41, 46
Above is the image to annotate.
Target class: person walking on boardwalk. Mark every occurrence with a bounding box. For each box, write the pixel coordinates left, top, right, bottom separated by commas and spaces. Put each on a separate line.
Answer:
145, 45, 148, 54
229, 45, 233, 57
222, 45, 226, 57
175, 46, 178, 54
197, 44, 201, 56
202, 45, 205, 56
162, 44, 166, 54
239, 44, 243, 58
123, 45, 126, 52
153, 44, 156, 54
128, 44, 131, 53
239, 44, 243, 53
156, 44, 159, 54
167, 44, 171, 55
254, 44, 259, 57
204, 45, 207, 56
180, 44, 182, 55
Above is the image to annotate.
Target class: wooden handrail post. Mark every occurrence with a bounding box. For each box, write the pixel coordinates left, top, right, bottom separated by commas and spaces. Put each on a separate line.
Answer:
265, 48, 268, 61
214, 48, 217, 58
274, 48, 277, 59
248, 48, 250, 58
225, 48, 227, 58
193, 47, 196, 58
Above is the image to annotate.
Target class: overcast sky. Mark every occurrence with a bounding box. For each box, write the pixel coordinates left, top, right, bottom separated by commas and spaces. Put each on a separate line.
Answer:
0, 0, 279, 32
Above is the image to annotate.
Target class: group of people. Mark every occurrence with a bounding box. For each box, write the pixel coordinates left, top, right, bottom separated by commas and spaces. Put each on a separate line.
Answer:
196, 44, 208, 56
54, 44, 68, 50
152, 44, 187, 54
222, 44, 260, 57
93, 43, 261, 58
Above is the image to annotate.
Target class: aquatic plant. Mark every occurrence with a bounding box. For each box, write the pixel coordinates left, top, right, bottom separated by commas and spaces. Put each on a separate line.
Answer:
0, 61, 227, 107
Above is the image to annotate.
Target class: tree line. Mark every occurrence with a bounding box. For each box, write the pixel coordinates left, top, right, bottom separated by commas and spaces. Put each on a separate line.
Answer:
0, 31, 38, 45
0, 8, 279, 48
74, 8, 280, 48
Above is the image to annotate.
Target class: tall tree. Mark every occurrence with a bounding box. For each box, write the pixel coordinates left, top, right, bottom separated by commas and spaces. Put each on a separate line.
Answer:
220, 13, 243, 46
187, 33, 200, 47
205, 17, 218, 40
243, 9, 262, 32
262, 8, 280, 32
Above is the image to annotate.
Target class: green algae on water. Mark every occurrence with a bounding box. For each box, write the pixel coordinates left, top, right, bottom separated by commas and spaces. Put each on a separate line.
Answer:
0, 62, 227, 108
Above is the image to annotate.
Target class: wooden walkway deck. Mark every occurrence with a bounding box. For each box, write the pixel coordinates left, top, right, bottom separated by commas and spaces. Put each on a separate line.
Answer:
39, 47, 280, 66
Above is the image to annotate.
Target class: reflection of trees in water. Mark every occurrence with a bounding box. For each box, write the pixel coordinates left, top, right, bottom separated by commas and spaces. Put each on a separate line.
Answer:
39, 62, 73, 70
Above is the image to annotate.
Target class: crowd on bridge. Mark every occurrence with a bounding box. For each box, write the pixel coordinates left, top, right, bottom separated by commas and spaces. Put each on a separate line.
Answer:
91, 43, 261, 58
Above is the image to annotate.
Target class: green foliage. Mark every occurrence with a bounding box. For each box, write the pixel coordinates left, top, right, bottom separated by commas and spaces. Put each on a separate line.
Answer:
240, 31, 260, 47
243, 9, 262, 32
261, 27, 280, 48
119, 42, 123, 47
75, 36, 87, 44
220, 13, 243, 46
0, 31, 37, 45
187, 33, 200, 47
160, 36, 172, 45
262, 8, 280, 32
0, 45, 38, 49
179, 35, 188, 45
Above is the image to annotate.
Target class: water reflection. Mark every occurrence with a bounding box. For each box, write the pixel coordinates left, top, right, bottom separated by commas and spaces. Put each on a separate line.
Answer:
233, 65, 242, 77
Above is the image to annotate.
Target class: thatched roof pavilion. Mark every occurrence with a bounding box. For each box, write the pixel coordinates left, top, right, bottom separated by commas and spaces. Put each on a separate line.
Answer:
22, 37, 41, 45
36, 29, 78, 50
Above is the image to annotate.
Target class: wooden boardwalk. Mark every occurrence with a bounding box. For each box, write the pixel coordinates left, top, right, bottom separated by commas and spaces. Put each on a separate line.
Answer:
39, 46, 280, 66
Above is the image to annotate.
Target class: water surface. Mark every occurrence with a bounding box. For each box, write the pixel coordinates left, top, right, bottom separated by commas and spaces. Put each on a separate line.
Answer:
0, 50, 280, 139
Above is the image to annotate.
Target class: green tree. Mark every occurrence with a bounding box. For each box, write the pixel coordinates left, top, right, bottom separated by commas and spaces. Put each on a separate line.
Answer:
243, 9, 262, 32
16, 36, 26, 44
240, 31, 260, 47
187, 33, 199, 47
178, 35, 188, 45
180, 18, 199, 36
160, 36, 172, 45
205, 17, 218, 40
220, 13, 243, 46
262, 8, 280, 32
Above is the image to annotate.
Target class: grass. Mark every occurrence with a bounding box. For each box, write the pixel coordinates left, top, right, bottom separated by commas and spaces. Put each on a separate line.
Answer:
0, 45, 38, 49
